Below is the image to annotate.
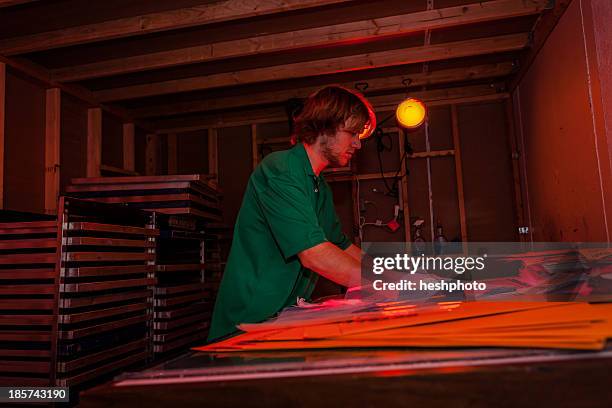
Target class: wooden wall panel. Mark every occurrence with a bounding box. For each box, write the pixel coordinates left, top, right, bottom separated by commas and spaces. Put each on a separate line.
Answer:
218, 125, 252, 226
86, 107, 101, 177
176, 129, 208, 174
59, 93, 87, 192
590, 0, 612, 169
122, 122, 135, 172
458, 101, 516, 241
3, 68, 45, 213
584, 0, 612, 241
430, 156, 461, 242
167, 133, 177, 174
157, 133, 168, 175
0, 62, 4, 209
354, 131, 400, 175
257, 121, 291, 140
329, 180, 354, 242
428, 106, 454, 151
44, 88, 60, 214
101, 111, 123, 169
358, 179, 405, 242
515, 0, 609, 241
145, 133, 158, 175
134, 126, 147, 175
406, 158, 432, 241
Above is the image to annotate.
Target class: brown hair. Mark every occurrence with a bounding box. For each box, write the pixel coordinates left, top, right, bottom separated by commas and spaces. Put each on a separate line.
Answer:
293, 86, 374, 144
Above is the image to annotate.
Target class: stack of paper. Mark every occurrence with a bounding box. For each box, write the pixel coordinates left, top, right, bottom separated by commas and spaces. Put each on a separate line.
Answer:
196, 301, 612, 352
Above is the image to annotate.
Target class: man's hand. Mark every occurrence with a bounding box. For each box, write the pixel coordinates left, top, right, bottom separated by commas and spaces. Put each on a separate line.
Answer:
298, 242, 361, 287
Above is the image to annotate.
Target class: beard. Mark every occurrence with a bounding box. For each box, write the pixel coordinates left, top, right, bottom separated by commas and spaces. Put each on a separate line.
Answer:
319, 135, 348, 167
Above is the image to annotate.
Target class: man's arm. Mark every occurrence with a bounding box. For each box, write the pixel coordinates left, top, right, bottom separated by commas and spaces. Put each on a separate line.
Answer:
298, 242, 361, 288
344, 244, 361, 262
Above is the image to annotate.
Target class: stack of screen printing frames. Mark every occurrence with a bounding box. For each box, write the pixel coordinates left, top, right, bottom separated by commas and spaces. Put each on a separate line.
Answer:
66, 174, 222, 223
0, 197, 157, 388
66, 174, 229, 357
150, 213, 211, 356
202, 223, 232, 297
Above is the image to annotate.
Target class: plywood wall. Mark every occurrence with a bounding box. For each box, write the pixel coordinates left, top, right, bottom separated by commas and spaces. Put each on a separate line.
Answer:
101, 111, 124, 169
514, 0, 611, 242
176, 129, 208, 174
218, 125, 252, 225
458, 101, 516, 241
135, 126, 147, 175
3, 68, 45, 213
60, 93, 88, 192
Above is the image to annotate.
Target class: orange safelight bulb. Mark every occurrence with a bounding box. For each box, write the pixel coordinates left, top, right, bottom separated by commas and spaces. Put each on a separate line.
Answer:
396, 98, 427, 129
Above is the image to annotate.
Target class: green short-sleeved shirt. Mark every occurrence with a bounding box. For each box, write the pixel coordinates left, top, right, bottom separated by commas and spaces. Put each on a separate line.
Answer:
207, 143, 351, 342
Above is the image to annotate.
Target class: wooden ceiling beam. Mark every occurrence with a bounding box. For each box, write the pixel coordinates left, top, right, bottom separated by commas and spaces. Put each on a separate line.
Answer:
152, 83, 506, 133
52, 0, 547, 82
0, 0, 37, 7
0, 0, 352, 55
133, 61, 515, 118
96, 32, 528, 102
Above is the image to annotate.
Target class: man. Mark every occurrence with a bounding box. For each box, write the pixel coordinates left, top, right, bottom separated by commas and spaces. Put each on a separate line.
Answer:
208, 85, 376, 342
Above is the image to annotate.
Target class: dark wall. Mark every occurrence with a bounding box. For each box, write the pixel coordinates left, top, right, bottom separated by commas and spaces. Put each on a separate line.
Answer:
177, 130, 208, 174
515, 0, 610, 241
101, 111, 123, 169
219, 101, 518, 244
3, 68, 45, 213
218, 126, 252, 225
135, 126, 147, 175
458, 101, 516, 241
60, 93, 87, 192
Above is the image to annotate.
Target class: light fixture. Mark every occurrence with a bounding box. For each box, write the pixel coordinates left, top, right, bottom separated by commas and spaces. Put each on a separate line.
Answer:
396, 97, 427, 129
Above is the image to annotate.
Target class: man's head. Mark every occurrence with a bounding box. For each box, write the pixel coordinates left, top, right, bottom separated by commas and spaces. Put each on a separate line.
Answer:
293, 86, 376, 167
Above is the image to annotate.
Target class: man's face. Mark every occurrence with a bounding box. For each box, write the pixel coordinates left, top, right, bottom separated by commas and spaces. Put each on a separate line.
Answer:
320, 126, 362, 167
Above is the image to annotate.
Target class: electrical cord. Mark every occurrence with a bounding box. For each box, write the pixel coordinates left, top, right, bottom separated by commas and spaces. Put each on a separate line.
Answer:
373, 115, 413, 198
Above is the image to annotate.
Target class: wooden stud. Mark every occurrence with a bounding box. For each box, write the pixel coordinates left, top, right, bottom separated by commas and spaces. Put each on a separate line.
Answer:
167, 133, 178, 174
0, 62, 5, 209
451, 105, 468, 245
251, 124, 258, 170
145, 134, 158, 176
398, 129, 412, 243
95, 34, 528, 102
134, 63, 514, 118
122, 123, 135, 172
208, 128, 218, 180
86, 108, 102, 177
505, 98, 526, 242
326, 171, 402, 183
0, 0, 351, 55
44, 88, 61, 214
54, 0, 546, 82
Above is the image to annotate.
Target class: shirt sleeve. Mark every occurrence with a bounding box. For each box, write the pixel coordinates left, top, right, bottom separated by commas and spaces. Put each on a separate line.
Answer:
257, 176, 328, 260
